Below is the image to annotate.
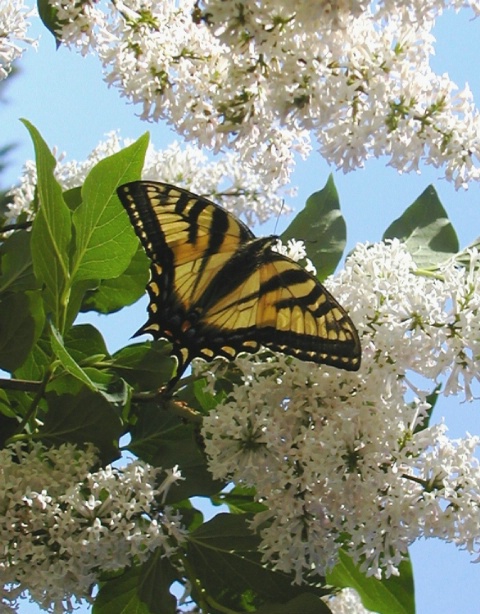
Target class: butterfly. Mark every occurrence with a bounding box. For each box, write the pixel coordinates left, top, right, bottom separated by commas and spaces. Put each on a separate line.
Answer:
117, 181, 361, 387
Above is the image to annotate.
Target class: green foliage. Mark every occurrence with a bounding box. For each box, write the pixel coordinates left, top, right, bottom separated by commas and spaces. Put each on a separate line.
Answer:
1, 125, 469, 613
39, 385, 124, 464
454, 235, 480, 269
0, 290, 44, 371
212, 485, 267, 515
186, 514, 329, 613
81, 244, 149, 314
71, 138, 146, 283
128, 402, 223, 502
94, 554, 180, 614
0, 126, 150, 462
282, 175, 346, 279
327, 549, 415, 614
111, 341, 175, 391
37, 0, 61, 47
0, 230, 36, 292
24, 119, 73, 330
383, 185, 459, 268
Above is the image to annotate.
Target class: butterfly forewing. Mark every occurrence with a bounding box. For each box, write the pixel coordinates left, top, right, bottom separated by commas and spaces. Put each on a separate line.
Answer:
118, 182, 254, 308
117, 180, 361, 382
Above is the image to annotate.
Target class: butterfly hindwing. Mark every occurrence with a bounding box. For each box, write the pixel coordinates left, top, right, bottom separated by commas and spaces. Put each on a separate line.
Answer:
200, 248, 360, 370
117, 181, 361, 383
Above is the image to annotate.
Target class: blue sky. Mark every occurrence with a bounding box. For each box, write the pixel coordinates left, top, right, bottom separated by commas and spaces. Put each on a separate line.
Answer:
2, 5, 480, 614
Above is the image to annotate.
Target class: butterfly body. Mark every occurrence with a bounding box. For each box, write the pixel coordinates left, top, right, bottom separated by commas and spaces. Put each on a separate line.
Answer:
117, 181, 361, 384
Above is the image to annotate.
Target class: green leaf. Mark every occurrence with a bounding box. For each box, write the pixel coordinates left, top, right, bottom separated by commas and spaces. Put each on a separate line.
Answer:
81, 244, 149, 314
50, 325, 130, 408
63, 186, 83, 211
0, 290, 45, 372
178, 364, 242, 413
193, 378, 227, 412
93, 569, 152, 614
138, 551, 179, 614
47, 371, 131, 414
65, 278, 99, 330
128, 402, 223, 501
412, 384, 441, 435
13, 335, 52, 380
64, 324, 109, 363
39, 385, 122, 464
0, 230, 36, 293
188, 514, 328, 612
173, 499, 204, 531
383, 185, 459, 268
1, 389, 35, 423
454, 236, 480, 269
212, 486, 266, 515
71, 133, 149, 283
326, 549, 414, 614
49, 322, 100, 392
281, 176, 346, 280
22, 120, 72, 329
37, 0, 61, 46
111, 341, 175, 391
0, 392, 21, 447
94, 555, 179, 614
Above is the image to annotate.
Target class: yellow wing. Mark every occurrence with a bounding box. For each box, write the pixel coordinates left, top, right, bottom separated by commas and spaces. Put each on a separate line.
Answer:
117, 181, 361, 383
201, 250, 361, 371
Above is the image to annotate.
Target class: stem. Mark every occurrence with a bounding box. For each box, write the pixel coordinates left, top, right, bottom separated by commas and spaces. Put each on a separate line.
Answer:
14, 369, 52, 436
412, 268, 445, 281
0, 221, 33, 233
180, 554, 211, 614
168, 398, 203, 424
204, 594, 241, 614
131, 390, 203, 424
0, 377, 43, 392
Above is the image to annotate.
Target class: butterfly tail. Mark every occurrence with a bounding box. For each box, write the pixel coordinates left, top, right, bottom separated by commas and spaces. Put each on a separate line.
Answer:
162, 347, 193, 395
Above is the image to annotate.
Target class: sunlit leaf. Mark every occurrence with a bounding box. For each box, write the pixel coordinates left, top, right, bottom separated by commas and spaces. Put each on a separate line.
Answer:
81, 244, 149, 314
327, 549, 414, 614
23, 120, 72, 328
282, 175, 346, 279
71, 134, 149, 282
383, 185, 458, 268
50, 322, 99, 392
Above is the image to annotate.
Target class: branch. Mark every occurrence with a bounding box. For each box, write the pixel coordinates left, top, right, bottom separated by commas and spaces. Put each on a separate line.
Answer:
0, 377, 42, 392
0, 221, 33, 233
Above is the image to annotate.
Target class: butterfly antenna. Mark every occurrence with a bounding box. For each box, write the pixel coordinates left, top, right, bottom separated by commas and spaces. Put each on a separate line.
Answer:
273, 199, 286, 236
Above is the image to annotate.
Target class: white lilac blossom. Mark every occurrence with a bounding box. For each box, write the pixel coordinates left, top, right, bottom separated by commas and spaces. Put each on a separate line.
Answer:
6, 133, 292, 225
0, 0, 36, 80
43, 0, 480, 188
0, 442, 185, 613
327, 587, 379, 614
201, 240, 480, 581
273, 238, 318, 275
